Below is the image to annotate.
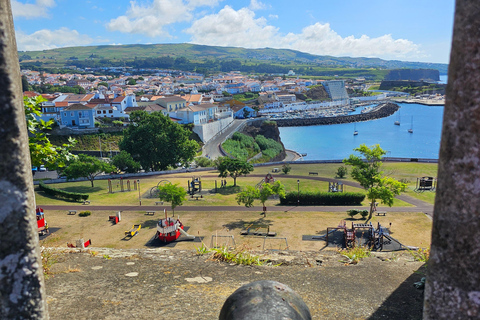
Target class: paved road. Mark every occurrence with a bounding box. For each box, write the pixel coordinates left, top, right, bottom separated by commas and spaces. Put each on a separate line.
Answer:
202, 119, 246, 159
41, 174, 434, 217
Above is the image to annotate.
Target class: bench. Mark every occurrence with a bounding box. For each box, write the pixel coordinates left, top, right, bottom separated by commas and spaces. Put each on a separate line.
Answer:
155, 201, 164, 205
309, 172, 318, 175
376, 211, 387, 216
68, 210, 77, 215
83, 200, 90, 205
272, 168, 279, 173
145, 211, 155, 215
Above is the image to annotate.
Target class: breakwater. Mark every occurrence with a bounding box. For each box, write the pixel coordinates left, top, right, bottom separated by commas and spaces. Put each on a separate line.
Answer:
274, 102, 399, 127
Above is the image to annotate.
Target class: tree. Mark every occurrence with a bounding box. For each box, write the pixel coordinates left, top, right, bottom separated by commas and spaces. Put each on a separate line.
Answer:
158, 183, 187, 214
217, 157, 254, 187
235, 186, 259, 208
119, 111, 198, 171
343, 144, 406, 220
258, 181, 285, 216
21, 75, 30, 92
63, 154, 116, 187
25, 95, 77, 169
282, 163, 291, 175
236, 181, 285, 216
111, 150, 141, 173
336, 166, 348, 178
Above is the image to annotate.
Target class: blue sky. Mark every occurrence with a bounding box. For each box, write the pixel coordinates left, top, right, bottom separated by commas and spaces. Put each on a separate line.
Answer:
12, 0, 455, 63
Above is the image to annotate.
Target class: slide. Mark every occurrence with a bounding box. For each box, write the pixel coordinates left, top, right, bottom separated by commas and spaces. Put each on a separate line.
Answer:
178, 227, 195, 240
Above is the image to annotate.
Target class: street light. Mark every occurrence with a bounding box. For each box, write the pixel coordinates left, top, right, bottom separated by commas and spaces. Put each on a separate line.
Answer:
297, 180, 300, 206
137, 179, 141, 206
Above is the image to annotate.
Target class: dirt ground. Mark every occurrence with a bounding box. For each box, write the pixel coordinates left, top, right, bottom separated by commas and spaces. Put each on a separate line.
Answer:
40, 208, 432, 252
44, 248, 426, 320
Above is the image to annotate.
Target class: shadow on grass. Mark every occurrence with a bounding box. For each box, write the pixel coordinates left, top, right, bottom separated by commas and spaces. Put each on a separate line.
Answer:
368, 265, 425, 320
215, 186, 241, 195
223, 218, 274, 230
61, 186, 103, 193
142, 219, 158, 230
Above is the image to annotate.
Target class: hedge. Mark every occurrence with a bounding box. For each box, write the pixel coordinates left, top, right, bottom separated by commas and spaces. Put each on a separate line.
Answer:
39, 182, 89, 202
280, 191, 365, 206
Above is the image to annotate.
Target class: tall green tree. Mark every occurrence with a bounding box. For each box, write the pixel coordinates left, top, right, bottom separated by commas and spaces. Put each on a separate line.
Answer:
343, 144, 407, 220
236, 181, 285, 216
158, 183, 187, 214
217, 157, 254, 187
63, 154, 116, 187
25, 95, 77, 169
119, 111, 198, 171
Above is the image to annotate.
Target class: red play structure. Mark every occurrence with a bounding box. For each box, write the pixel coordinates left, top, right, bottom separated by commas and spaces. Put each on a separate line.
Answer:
36, 207, 49, 235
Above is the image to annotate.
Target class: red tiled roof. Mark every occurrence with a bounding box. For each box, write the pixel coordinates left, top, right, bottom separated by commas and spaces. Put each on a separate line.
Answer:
64, 103, 94, 111
23, 91, 39, 98
55, 101, 68, 107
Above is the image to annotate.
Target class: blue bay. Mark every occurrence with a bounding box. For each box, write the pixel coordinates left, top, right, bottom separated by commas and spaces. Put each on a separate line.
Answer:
278, 103, 444, 160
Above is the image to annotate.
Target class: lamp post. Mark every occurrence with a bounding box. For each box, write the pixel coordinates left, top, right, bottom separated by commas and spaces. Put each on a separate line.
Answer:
297, 180, 300, 206
137, 179, 141, 206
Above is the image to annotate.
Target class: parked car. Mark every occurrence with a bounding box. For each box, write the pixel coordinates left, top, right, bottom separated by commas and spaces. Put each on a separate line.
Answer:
39, 165, 47, 172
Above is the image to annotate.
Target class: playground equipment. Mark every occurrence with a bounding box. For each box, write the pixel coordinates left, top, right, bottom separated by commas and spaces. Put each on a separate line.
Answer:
149, 179, 171, 198
36, 207, 49, 235
210, 235, 236, 248
255, 173, 275, 189
328, 181, 344, 193
108, 211, 122, 224
321, 220, 414, 251
240, 224, 276, 237
108, 177, 135, 194
414, 176, 437, 192
154, 209, 195, 242
188, 176, 202, 195
256, 173, 275, 188
125, 224, 141, 237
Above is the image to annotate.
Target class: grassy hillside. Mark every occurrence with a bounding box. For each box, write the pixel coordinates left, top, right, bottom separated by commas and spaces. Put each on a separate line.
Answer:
19, 43, 449, 75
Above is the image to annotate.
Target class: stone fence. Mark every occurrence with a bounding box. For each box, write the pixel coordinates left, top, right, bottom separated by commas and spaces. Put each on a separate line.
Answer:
274, 102, 399, 127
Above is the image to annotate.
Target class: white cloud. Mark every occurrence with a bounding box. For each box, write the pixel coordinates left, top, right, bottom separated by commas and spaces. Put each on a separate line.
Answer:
12, 0, 56, 19
15, 28, 93, 51
187, 0, 222, 7
249, 0, 267, 10
185, 6, 278, 48
107, 0, 222, 38
186, 6, 422, 60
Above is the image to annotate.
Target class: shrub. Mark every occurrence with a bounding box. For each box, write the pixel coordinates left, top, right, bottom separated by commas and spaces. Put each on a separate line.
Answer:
282, 163, 291, 175
280, 191, 365, 206
347, 209, 358, 218
336, 166, 348, 178
338, 246, 371, 265
39, 182, 89, 202
195, 156, 215, 167
360, 210, 369, 219
79, 211, 91, 217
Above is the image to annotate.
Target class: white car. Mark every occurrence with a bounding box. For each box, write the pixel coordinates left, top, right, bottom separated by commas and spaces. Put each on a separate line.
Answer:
39, 165, 47, 172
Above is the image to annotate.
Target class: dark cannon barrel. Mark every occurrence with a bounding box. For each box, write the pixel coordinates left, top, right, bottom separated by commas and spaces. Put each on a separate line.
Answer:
219, 280, 312, 320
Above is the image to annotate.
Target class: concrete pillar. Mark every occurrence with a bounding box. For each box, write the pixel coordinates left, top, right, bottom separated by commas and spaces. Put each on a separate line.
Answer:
424, 0, 480, 318
0, 0, 48, 318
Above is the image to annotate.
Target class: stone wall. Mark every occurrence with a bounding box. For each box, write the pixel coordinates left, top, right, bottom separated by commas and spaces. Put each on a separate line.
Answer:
274, 102, 399, 127
192, 116, 233, 143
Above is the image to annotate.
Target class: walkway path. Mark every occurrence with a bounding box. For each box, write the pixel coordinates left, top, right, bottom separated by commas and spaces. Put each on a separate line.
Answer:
41, 174, 434, 217
202, 119, 245, 159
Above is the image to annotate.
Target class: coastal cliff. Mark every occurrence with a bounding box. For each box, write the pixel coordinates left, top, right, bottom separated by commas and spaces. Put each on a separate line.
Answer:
241, 120, 287, 162
273, 102, 399, 127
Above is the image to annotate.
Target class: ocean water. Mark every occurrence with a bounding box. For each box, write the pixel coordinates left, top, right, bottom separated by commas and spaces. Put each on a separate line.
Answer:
278, 103, 444, 160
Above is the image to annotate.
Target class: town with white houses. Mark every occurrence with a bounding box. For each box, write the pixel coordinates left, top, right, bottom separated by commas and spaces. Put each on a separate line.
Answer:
23, 67, 443, 144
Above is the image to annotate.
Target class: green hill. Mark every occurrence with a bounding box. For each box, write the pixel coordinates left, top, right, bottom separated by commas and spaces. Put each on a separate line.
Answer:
19, 43, 448, 77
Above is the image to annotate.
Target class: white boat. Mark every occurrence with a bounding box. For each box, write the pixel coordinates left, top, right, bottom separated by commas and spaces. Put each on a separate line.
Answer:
408, 116, 413, 133
353, 123, 358, 136
394, 110, 401, 125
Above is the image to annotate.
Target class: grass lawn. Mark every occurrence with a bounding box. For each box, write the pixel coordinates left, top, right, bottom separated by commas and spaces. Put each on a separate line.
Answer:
36, 162, 434, 251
